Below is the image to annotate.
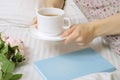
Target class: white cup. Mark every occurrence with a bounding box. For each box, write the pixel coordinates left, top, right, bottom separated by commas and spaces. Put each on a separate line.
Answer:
36, 8, 71, 37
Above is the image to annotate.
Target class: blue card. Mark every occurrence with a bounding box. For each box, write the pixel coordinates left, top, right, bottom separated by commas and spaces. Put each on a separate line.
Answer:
34, 48, 116, 80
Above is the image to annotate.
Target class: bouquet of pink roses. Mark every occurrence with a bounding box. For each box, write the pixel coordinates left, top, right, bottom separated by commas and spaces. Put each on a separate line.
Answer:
0, 33, 25, 80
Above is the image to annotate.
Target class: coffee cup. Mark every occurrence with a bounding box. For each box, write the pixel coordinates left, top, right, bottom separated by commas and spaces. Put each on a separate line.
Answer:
36, 8, 71, 37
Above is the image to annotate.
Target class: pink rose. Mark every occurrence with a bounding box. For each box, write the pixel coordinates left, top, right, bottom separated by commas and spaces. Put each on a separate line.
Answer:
6, 38, 16, 47
1, 33, 9, 42
19, 49, 25, 56
6, 38, 25, 56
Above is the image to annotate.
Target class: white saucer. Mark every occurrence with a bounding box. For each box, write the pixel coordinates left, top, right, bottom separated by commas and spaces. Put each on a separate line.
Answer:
29, 27, 65, 41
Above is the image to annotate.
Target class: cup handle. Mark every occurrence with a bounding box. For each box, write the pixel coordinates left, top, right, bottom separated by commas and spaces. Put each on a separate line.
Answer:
63, 17, 71, 30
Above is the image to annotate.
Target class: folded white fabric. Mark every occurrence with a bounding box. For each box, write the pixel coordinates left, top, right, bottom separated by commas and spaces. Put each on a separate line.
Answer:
74, 72, 112, 80
73, 70, 120, 80
0, 0, 36, 24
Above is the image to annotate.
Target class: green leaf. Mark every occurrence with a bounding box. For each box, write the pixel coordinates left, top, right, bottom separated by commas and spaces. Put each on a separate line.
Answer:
11, 46, 18, 51
16, 53, 23, 62
12, 52, 24, 63
3, 72, 13, 80
0, 38, 4, 49
10, 74, 22, 80
0, 44, 9, 55
0, 54, 8, 62
0, 70, 2, 79
2, 60, 15, 73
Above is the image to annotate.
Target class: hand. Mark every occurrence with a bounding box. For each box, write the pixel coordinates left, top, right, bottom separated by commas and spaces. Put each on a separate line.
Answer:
30, 17, 37, 27
61, 23, 96, 46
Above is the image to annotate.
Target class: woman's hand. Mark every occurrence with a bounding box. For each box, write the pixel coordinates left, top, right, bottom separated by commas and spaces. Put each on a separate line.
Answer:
62, 23, 96, 46
31, 17, 37, 27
